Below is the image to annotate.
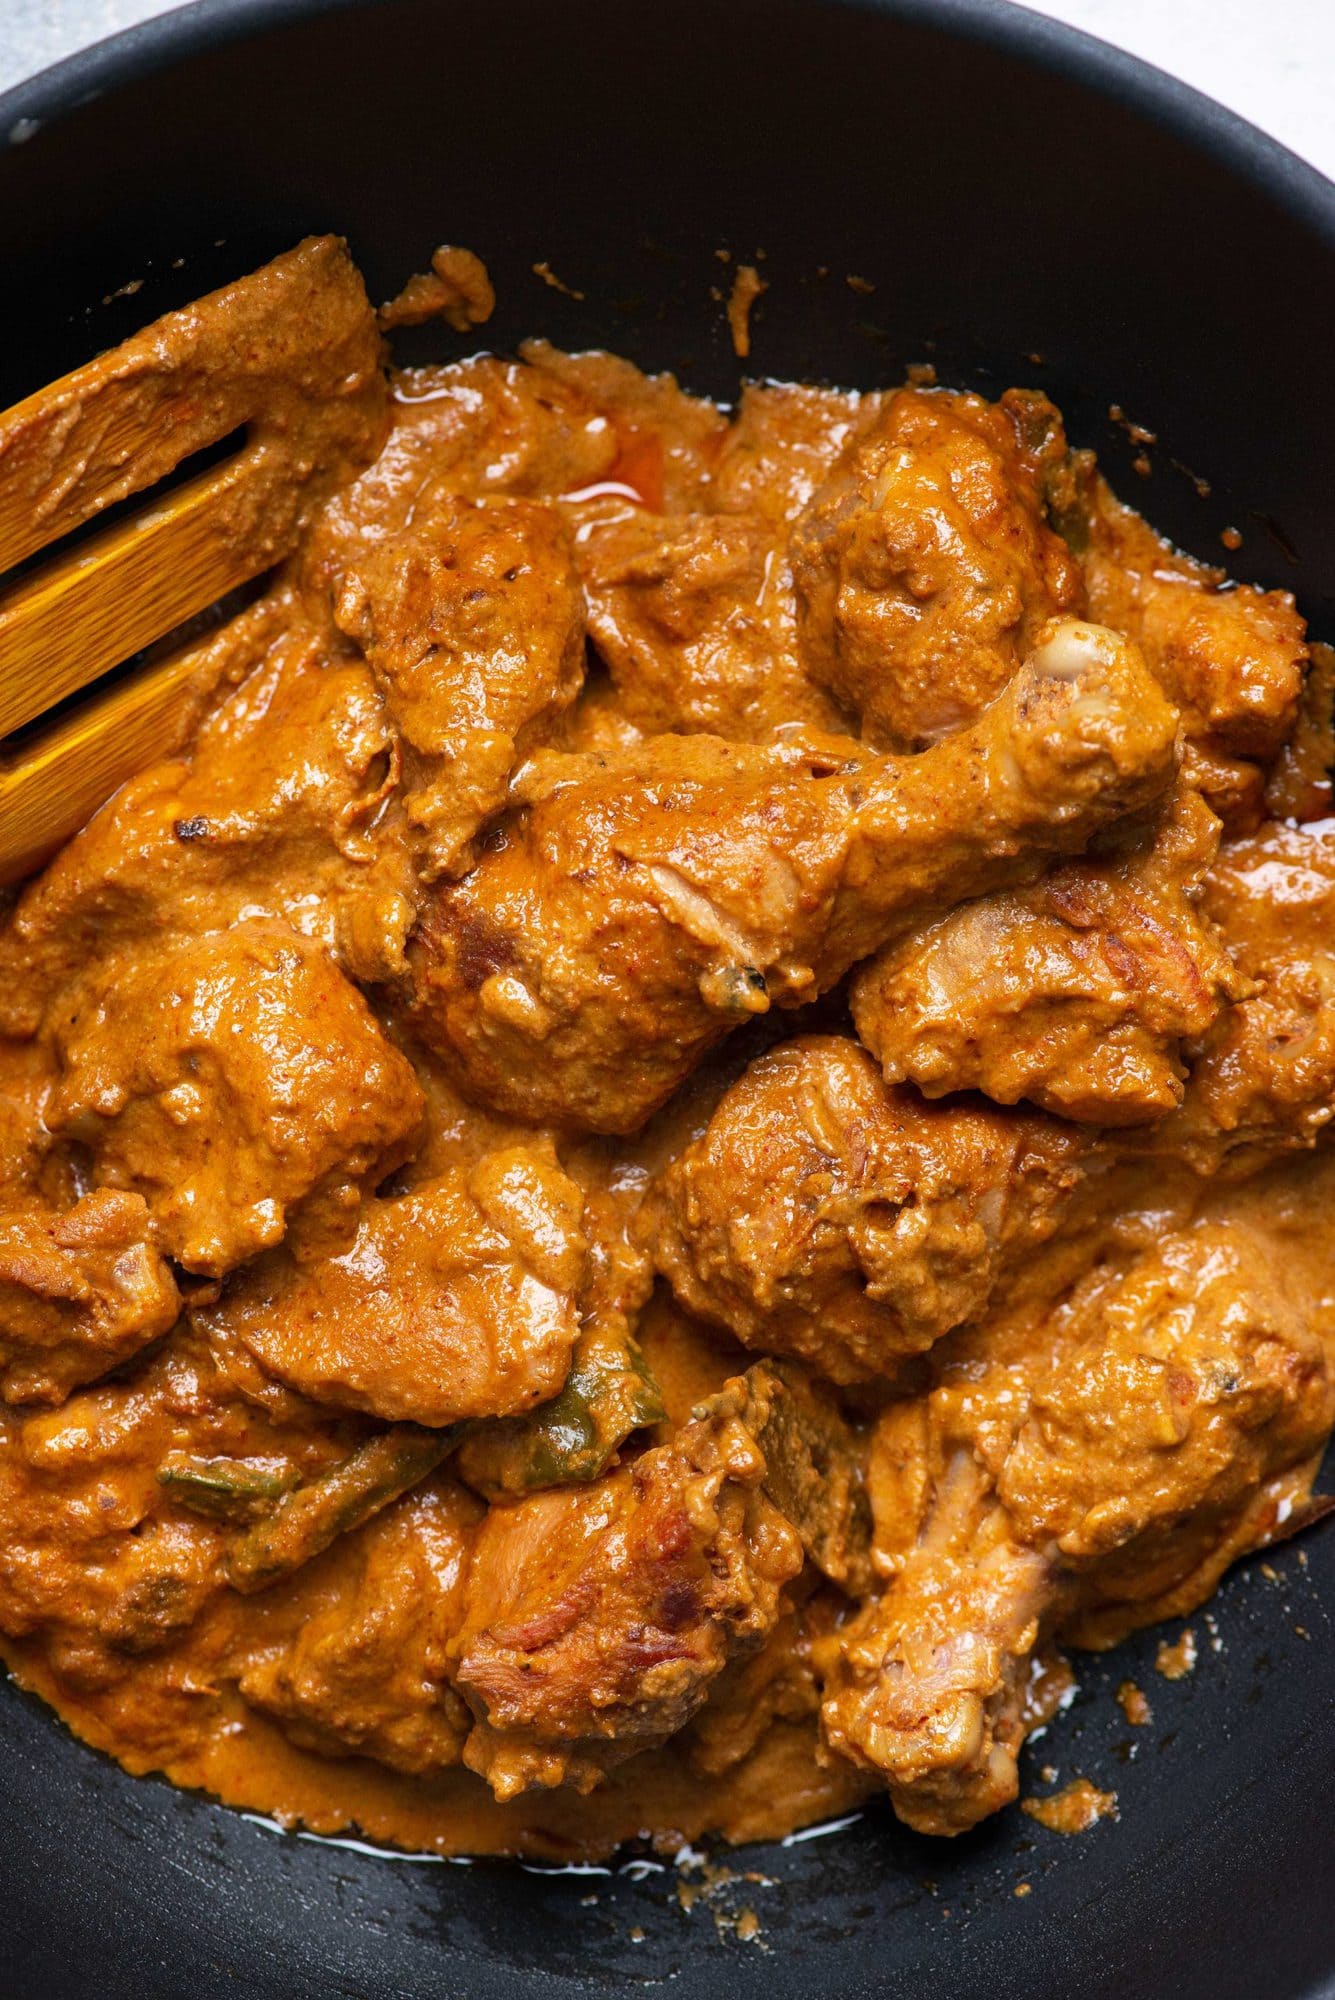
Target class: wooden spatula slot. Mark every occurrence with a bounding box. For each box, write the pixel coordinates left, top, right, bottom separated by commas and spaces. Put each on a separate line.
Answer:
0, 592, 284, 890
0, 234, 385, 575
0, 636, 232, 889
0, 235, 386, 886
0, 451, 268, 737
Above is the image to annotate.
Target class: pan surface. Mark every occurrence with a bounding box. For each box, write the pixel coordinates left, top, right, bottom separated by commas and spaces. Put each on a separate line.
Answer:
0, 3, 1332, 1994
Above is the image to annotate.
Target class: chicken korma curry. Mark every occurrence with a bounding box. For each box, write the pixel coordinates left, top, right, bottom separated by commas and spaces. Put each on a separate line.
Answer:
1, 237, 1331, 1857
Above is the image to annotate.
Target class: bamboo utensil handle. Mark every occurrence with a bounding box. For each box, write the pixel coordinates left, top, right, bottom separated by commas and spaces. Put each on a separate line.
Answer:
0, 235, 386, 887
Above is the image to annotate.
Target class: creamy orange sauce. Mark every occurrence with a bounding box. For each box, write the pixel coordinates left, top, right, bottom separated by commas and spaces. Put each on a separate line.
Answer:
0, 239, 1332, 1861
3, 1634, 864, 1861
1155, 1630, 1200, 1681
1115, 1679, 1152, 1726
1021, 1778, 1119, 1836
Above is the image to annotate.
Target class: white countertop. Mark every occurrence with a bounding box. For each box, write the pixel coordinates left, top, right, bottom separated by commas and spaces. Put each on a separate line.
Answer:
2, 0, 1332, 181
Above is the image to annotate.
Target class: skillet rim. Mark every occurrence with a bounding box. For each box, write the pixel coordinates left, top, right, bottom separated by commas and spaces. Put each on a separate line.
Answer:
1, 0, 1333, 236
0, 8, 1332, 2000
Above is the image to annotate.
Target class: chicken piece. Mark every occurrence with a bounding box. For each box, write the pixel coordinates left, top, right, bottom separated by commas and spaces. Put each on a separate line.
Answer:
577, 510, 845, 739
525, 341, 727, 513
852, 814, 1335, 1160
0, 1401, 223, 1677
1180, 739, 1269, 836
1168, 959, 1335, 1176
235, 1476, 480, 1774
853, 782, 1241, 1125
47, 925, 424, 1277
709, 828, 1335, 1406
0, 1327, 329, 1676
825, 1448, 1051, 1836
1266, 640, 1335, 824
994, 1221, 1331, 1573
209, 1144, 587, 1427
745, 1359, 874, 1591
304, 344, 724, 601
572, 383, 878, 742
409, 620, 1180, 1134
334, 495, 586, 878
0, 633, 414, 1038
449, 1371, 803, 1798
301, 356, 618, 593
1077, 470, 1306, 763
822, 1171, 1335, 1835
629, 1295, 874, 1581
1142, 816, 1335, 1173
647, 1036, 1083, 1385
790, 387, 1083, 748
0, 1190, 180, 1406
452, 1174, 662, 1499
0, 1038, 64, 1194
684, 1591, 838, 1777
712, 381, 881, 524
0, 1024, 181, 1417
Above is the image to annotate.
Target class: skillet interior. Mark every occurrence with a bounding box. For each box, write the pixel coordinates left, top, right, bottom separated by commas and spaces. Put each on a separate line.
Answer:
0, 2, 1333, 1994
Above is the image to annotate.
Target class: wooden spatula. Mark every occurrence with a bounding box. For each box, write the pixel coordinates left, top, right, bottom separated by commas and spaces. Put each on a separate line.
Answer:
0, 236, 386, 888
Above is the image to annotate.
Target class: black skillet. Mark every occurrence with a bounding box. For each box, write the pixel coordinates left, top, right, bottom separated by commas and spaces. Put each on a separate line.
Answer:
0, 3, 1333, 1994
